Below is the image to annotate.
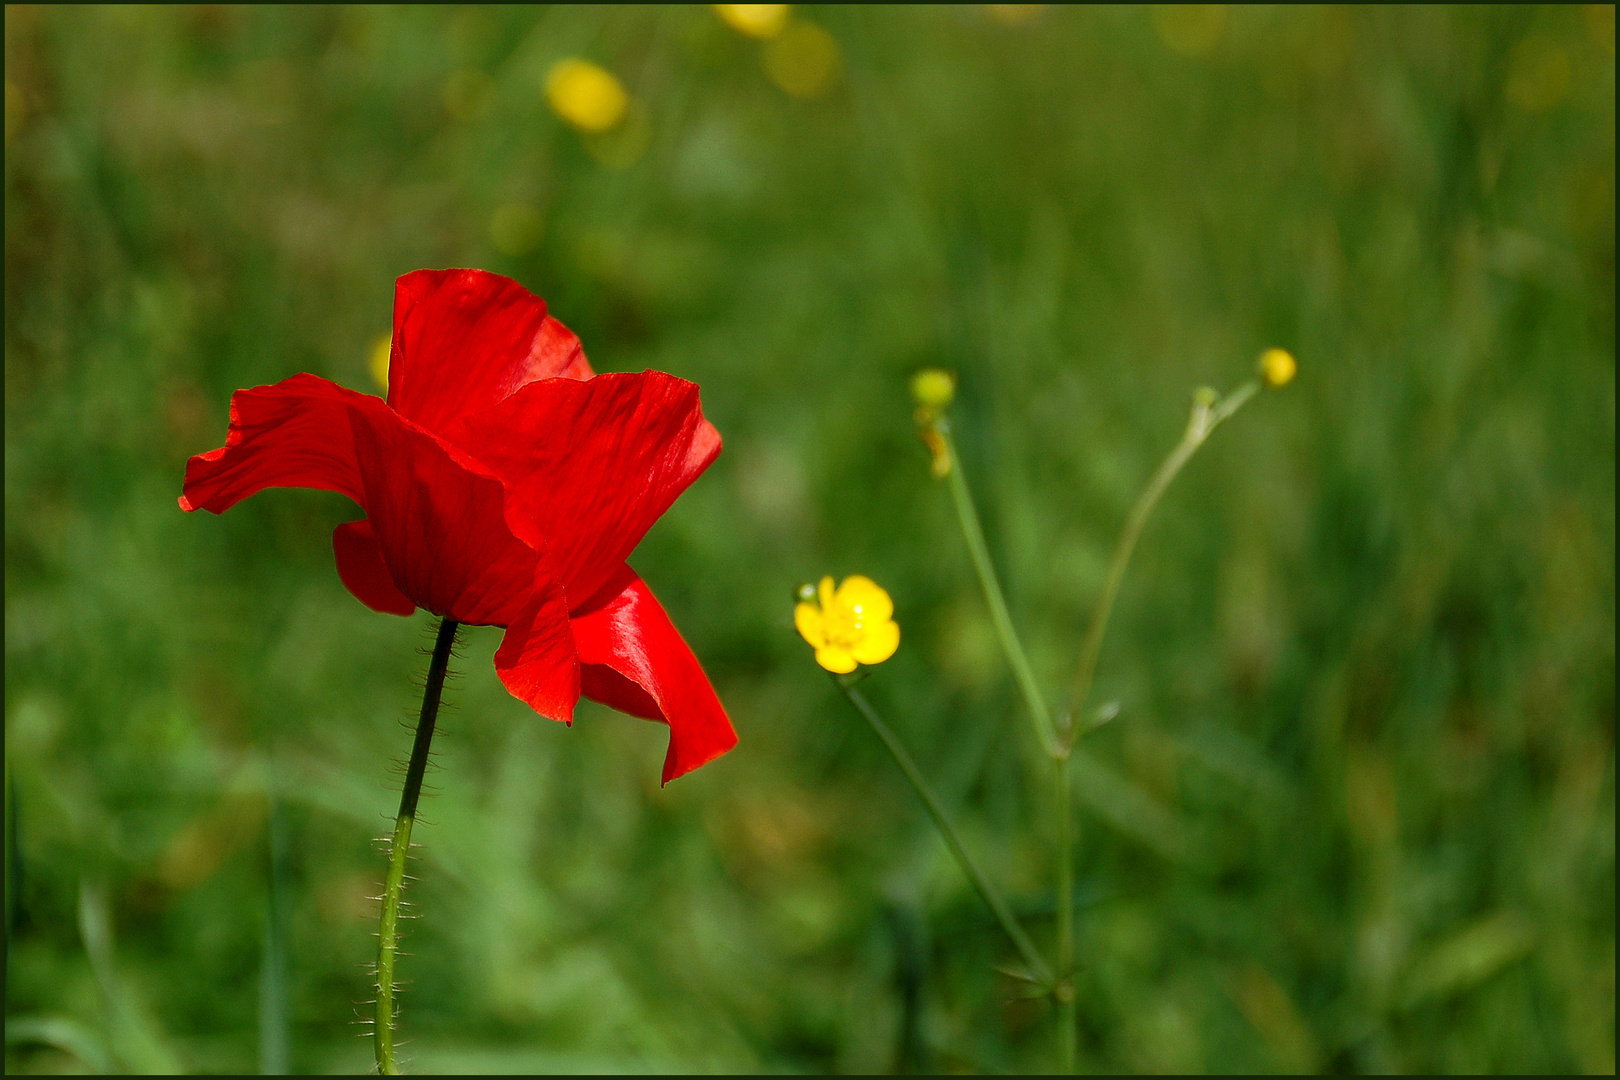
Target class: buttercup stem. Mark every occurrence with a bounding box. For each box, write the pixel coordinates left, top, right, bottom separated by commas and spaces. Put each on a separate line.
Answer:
939, 429, 1060, 757
837, 678, 1055, 988
1066, 382, 1258, 728
376, 617, 459, 1076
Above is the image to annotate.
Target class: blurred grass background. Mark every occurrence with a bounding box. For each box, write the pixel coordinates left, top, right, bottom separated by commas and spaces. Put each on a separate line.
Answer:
4, 4, 1613, 1073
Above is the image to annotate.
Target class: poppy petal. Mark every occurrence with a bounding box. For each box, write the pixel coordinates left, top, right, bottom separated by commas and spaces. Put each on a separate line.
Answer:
570, 566, 736, 783
388, 269, 593, 434
344, 404, 547, 627
332, 520, 417, 617
447, 371, 721, 608
493, 581, 581, 724
179, 373, 380, 514
579, 665, 663, 723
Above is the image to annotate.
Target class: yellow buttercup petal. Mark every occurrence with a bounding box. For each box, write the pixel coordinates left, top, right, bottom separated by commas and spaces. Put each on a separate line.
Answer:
815, 644, 859, 674
850, 618, 899, 666
835, 575, 893, 625
794, 601, 826, 649
817, 575, 836, 610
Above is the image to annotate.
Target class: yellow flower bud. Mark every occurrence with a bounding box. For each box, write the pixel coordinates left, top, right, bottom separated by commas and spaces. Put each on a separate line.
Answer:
794, 574, 900, 673
1259, 347, 1297, 388
910, 368, 957, 410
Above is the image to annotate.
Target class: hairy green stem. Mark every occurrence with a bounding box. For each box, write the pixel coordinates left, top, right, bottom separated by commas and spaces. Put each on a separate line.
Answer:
940, 428, 1059, 756
1066, 382, 1257, 723
376, 617, 458, 1076
838, 679, 1055, 988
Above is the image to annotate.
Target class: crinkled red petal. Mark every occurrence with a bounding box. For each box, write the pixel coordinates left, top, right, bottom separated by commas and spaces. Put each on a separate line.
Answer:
446, 371, 722, 609
570, 565, 737, 784
388, 269, 593, 435
494, 582, 582, 724
344, 405, 545, 627
332, 520, 416, 617
178, 373, 379, 514
178, 371, 549, 627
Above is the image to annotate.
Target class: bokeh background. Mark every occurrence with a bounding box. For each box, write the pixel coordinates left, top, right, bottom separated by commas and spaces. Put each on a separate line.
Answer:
5, 4, 1613, 1074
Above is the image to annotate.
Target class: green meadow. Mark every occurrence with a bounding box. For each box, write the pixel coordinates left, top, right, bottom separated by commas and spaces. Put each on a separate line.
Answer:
5, 5, 1613, 1073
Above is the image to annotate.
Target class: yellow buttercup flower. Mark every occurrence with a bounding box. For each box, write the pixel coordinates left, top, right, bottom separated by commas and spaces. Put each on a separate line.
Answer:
795, 575, 900, 674
714, 4, 789, 38
1258, 347, 1297, 388
546, 58, 628, 134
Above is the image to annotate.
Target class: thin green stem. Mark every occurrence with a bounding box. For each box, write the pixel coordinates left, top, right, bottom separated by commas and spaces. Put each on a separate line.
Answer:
1066, 382, 1259, 726
1055, 755, 1076, 1072
936, 420, 1077, 1071
940, 428, 1059, 756
838, 679, 1055, 988
376, 617, 458, 1077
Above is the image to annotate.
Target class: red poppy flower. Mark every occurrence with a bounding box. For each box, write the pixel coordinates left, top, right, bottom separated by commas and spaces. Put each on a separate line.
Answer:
179, 269, 736, 782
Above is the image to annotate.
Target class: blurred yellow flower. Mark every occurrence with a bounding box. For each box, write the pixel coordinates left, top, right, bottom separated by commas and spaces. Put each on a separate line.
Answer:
715, 4, 789, 39
795, 575, 900, 673
763, 20, 841, 99
369, 334, 392, 392
546, 58, 628, 133
5, 79, 25, 144
1504, 35, 1571, 111
984, 5, 1047, 26
910, 368, 956, 410
1587, 4, 1615, 56
1151, 4, 1227, 57
1259, 347, 1297, 388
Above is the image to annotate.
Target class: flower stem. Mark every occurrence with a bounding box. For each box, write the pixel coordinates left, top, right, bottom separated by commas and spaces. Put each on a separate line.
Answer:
936, 423, 1077, 1070
939, 428, 1059, 757
1054, 752, 1076, 1071
376, 616, 458, 1077
1066, 382, 1258, 723
837, 678, 1055, 989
